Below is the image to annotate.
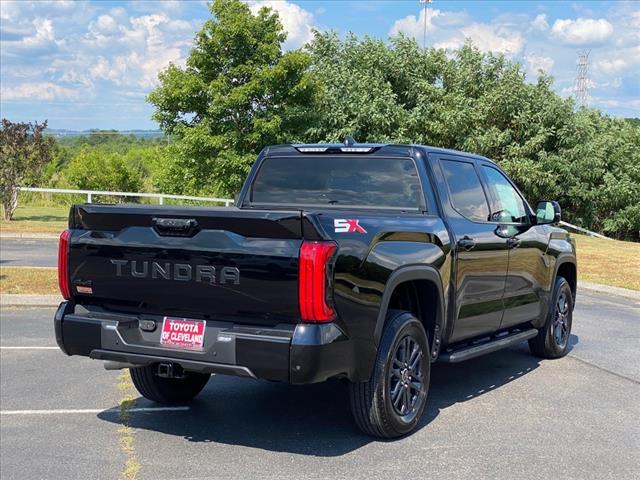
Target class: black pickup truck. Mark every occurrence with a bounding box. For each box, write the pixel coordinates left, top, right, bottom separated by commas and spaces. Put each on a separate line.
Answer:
54, 141, 577, 438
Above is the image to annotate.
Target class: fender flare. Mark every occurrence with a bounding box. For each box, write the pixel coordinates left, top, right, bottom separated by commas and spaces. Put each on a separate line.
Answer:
552, 255, 577, 300
373, 265, 445, 359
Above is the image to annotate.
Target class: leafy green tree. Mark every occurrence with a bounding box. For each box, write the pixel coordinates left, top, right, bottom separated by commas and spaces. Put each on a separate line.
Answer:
63, 149, 142, 195
148, 0, 318, 196
304, 33, 639, 239
0, 119, 54, 220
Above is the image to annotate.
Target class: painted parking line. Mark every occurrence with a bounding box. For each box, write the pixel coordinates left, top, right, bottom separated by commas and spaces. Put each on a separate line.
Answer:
0, 406, 191, 415
0, 346, 59, 350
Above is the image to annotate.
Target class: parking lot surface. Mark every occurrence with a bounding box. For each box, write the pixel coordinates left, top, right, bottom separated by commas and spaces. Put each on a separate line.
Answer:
1, 291, 639, 480
0, 238, 58, 267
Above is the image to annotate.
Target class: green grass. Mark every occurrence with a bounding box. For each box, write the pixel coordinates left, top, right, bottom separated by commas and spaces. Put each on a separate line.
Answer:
1, 205, 68, 234
573, 234, 640, 291
0, 267, 58, 294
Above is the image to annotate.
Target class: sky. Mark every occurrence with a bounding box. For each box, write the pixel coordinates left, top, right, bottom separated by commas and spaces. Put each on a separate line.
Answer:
1, 0, 638, 130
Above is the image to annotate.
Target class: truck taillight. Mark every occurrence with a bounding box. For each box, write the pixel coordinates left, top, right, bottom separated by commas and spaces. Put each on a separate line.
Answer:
58, 229, 71, 300
299, 241, 337, 322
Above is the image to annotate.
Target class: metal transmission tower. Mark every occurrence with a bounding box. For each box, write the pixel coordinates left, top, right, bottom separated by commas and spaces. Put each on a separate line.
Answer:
575, 50, 591, 107
419, 0, 433, 49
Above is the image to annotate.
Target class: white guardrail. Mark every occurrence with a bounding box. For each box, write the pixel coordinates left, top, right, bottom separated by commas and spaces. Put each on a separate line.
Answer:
19, 187, 234, 207
559, 221, 612, 240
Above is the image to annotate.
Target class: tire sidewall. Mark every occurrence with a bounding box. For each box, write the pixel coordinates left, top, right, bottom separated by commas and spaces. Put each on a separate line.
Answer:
545, 278, 573, 356
376, 313, 430, 435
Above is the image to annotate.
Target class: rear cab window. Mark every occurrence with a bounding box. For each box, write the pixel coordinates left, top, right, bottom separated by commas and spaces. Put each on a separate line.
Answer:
250, 156, 425, 211
439, 159, 490, 222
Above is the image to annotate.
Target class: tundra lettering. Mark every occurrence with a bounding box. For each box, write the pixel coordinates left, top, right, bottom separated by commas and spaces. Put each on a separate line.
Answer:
55, 140, 577, 439
109, 259, 240, 285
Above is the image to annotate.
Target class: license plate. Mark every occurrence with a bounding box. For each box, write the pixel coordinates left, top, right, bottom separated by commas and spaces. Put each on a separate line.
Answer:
160, 317, 206, 351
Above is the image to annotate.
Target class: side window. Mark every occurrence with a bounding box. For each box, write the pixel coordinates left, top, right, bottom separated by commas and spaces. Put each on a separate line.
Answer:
481, 166, 528, 224
440, 159, 490, 222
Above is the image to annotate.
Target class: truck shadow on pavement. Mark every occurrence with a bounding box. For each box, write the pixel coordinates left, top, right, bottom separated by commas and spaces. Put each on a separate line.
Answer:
98, 340, 578, 456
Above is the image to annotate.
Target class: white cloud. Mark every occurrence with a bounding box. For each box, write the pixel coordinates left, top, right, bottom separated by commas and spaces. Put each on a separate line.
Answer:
1, 82, 80, 101
389, 8, 442, 38
525, 53, 554, 76
591, 97, 640, 110
80, 13, 188, 88
462, 24, 523, 54
531, 14, 549, 31
247, 1, 315, 49
593, 46, 640, 74
89, 14, 119, 35
435, 23, 523, 55
551, 18, 613, 45
391, 8, 521, 55
0, 17, 64, 57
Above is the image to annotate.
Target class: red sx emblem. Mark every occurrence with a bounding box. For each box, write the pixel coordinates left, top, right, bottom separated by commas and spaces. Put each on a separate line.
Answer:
334, 219, 367, 234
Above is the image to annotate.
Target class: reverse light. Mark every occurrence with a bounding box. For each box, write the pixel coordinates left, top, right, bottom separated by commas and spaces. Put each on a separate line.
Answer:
340, 147, 373, 153
58, 229, 71, 300
299, 241, 337, 322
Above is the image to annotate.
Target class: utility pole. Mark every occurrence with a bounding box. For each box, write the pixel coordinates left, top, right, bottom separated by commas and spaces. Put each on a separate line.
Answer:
575, 50, 591, 107
419, 0, 433, 49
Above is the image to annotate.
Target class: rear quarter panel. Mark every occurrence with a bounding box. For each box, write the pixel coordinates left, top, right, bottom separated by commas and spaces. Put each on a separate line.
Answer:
309, 211, 452, 379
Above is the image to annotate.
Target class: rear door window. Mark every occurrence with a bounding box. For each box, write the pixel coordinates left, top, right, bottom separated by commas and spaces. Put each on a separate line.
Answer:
251, 156, 424, 210
440, 159, 490, 222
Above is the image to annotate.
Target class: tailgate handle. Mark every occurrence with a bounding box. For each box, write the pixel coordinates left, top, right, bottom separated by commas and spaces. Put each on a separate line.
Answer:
152, 217, 199, 236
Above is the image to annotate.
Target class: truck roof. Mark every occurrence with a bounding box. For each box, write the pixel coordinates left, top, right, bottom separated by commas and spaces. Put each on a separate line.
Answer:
264, 142, 494, 164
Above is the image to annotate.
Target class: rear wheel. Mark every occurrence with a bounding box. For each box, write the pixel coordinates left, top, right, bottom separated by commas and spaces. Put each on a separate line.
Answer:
129, 364, 210, 404
349, 310, 430, 438
529, 276, 573, 359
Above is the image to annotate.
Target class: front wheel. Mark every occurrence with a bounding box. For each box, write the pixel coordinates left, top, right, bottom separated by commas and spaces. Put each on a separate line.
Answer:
349, 310, 431, 438
130, 364, 210, 404
529, 276, 573, 359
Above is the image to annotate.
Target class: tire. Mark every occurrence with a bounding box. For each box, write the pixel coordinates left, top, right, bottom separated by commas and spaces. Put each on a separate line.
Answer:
349, 310, 431, 438
529, 276, 573, 359
129, 364, 210, 404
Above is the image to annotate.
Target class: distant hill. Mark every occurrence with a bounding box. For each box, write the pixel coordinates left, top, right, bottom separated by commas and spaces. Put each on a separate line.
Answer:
44, 128, 164, 139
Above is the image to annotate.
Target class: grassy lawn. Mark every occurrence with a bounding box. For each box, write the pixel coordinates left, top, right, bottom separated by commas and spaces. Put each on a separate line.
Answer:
573, 234, 640, 291
0, 267, 58, 295
1, 205, 68, 234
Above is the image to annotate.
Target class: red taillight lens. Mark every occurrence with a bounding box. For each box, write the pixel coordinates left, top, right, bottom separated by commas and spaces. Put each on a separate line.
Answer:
58, 229, 71, 300
299, 241, 337, 322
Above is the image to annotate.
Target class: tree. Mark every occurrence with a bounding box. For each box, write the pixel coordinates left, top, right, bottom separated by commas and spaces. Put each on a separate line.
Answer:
148, 0, 318, 196
62, 149, 142, 195
304, 33, 640, 240
0, 119, 54, 220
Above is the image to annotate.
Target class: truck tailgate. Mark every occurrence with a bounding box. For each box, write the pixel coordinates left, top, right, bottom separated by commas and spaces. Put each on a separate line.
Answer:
67, 204, 304, 326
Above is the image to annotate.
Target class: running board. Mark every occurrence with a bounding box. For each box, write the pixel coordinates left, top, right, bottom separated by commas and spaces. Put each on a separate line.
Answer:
438, 328, 538, 363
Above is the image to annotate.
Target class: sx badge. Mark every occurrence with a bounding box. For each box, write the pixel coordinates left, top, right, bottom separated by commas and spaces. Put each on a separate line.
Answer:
334, 219, 367, 234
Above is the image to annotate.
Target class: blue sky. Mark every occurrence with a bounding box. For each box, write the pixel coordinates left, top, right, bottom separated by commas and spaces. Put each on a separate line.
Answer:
1, 0, 638, 130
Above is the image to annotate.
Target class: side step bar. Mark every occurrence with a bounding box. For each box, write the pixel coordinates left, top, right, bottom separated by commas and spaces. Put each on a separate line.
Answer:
439, 328, 538, 363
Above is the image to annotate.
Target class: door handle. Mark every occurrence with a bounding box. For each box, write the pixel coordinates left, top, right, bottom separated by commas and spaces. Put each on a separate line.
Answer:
507, 237, 521, 249
457, 237, 476, 251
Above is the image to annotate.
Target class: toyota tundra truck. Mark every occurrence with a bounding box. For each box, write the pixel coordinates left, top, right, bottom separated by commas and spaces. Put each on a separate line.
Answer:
54, 140, 577, 438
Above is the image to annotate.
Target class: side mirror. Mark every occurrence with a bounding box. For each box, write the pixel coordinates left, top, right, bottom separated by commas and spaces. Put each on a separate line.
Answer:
535, 200, 561, 225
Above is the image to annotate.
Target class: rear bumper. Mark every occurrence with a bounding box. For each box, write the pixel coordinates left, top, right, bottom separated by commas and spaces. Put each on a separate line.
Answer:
54, 302, 355, 384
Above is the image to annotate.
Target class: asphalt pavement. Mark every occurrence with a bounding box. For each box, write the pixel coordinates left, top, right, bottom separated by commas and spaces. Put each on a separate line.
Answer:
0, 238, 58, 267
1, 290, 638, 480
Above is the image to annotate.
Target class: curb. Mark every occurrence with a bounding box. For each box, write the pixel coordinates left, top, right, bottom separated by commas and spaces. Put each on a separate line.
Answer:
578, 281, 639, 301
1, 232, 59, 240
1, 294, 62, 307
